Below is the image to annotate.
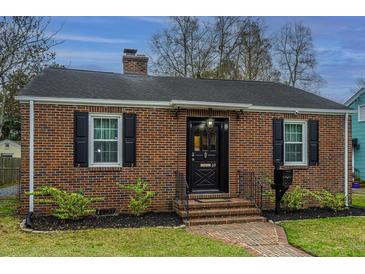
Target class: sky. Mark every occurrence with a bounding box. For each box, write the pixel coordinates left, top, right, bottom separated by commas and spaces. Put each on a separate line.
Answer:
48, 16, 365, 103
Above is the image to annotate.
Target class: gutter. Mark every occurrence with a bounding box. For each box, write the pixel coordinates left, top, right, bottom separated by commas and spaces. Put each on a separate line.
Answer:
27, 100, 34, 227
15, 96, 354, 115
344, 113, 349, 207
169, 100, 252, 110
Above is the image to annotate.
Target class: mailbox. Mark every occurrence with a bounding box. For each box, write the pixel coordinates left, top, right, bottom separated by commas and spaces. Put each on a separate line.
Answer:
272, 167, 294, 214
274, 169, 293, 188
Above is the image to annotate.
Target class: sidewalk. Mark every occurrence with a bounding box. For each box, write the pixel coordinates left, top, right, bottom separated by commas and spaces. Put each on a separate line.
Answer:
188, 222, 311, 257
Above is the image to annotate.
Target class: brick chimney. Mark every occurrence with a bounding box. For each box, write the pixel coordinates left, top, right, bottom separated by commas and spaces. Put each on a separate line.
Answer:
122, 48, 148, 75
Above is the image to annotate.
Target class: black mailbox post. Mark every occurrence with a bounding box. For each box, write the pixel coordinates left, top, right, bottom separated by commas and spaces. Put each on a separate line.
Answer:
272, 166, 293, 214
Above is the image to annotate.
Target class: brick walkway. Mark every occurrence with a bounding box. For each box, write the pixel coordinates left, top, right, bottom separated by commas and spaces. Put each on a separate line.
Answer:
188, 222, 311, 257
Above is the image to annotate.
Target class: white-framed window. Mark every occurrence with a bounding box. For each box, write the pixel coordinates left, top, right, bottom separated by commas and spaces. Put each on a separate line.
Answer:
284, 120, 308, 166
89, 113, 123, 167
358, 105, 365, 122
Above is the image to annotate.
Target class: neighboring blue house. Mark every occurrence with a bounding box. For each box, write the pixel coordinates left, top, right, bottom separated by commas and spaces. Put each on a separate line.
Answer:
345, 88, 365, 180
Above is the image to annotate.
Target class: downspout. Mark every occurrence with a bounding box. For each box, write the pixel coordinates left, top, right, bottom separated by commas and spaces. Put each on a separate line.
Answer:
26, 100, 34, 227
344, 113, 349, 207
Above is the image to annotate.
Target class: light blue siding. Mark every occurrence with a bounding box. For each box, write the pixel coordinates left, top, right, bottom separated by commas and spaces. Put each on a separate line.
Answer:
349, 95, 365, 179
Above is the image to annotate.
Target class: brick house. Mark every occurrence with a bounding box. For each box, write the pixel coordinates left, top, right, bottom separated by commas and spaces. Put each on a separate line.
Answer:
16, 49, 352, 225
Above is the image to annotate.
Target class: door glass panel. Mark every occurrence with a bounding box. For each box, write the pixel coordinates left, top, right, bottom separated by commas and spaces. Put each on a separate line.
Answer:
209, 128, 217, 150
194, 136, 200, 151
194, 127, 200, 151
201, 126, 208, 151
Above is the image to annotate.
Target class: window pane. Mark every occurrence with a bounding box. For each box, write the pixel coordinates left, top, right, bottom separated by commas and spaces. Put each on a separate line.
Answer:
360, 105, 365, 121
94, 118, 118, 140
110, 119, 118, 129
94, 141, 102, 162
296, 125, 302, 142
110, 129, 118, 140
94, 129, 101, 139
94, 118, 101, 128
94, 141, 118, 163
285, 123, 303, 142
285, 143, 303, 162
94, 119, 102, 140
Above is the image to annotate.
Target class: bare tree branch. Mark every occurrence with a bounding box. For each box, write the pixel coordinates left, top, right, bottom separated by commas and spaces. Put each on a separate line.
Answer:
274, 22, 325, 93
0, 16, 61, 139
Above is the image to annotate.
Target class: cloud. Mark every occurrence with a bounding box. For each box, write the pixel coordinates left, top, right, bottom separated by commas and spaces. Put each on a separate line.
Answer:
316, 46, 365, 66
56, 49, 121, 62
132, 16, 168, 24
54, 33, 135, 44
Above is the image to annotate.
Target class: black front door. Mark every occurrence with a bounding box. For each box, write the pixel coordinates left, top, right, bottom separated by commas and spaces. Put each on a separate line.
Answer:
187, 118, 229, 193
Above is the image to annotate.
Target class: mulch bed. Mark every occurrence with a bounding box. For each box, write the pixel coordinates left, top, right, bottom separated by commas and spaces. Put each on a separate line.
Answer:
30, 212, 183, 231
263, 206, 365, 222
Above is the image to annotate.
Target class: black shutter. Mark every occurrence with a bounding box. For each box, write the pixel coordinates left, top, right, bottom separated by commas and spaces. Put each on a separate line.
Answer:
74, 112, 88, 167
123, 113, 136, 167
308, 120, 319, 166
273, 118, 284, 166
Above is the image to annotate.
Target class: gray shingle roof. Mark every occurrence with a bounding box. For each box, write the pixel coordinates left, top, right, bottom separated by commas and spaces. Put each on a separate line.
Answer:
19, 68, 348, 110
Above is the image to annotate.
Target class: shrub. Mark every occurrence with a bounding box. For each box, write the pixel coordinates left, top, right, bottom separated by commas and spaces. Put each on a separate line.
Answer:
282, 186, 309, 211
261, 176, 276, 204
117, 178, 155, 216
261, 177, 309, 210
29, 186, 101, 220
310, 190, 346, 212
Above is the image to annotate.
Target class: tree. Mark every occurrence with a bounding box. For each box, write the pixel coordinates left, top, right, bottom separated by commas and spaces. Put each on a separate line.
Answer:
354, 76, 365, 91
151, 16, 215, 78
274, 22, 324, 92
212, 16, 241, 79
151, 16, 279, 82
0, 72, 28, 140
235, 18, 279, 81
0, 16, 60, 140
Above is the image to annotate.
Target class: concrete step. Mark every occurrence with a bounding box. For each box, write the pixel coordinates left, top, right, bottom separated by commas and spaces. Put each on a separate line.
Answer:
173, 198, 254, 210
186, 215, 267, 226
176, 207, 261, 218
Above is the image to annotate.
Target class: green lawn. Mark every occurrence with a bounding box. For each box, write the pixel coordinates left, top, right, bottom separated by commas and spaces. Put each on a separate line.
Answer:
281, 217, 365, 256
0, 197, 250, 257
352, 189, 365, 207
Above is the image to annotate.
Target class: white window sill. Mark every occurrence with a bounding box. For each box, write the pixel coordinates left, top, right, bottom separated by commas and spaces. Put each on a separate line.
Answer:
284, 162, 308, 167
89, 163, 122, 168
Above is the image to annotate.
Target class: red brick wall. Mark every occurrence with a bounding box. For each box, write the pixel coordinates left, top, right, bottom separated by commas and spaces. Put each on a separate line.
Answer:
122, 55, 148, 75
19, 103, 352, 215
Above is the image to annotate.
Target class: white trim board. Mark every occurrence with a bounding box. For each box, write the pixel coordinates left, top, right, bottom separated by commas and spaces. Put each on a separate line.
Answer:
15, 96, 354, 115
283, 120, 308, 166
345, 88, 365, 106
358, 104, 365, 122
88, 113, 123, 168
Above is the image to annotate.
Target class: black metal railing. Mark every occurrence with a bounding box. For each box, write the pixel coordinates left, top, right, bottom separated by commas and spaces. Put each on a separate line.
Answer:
238, 170, 263, 209
175, 170, 189, 221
